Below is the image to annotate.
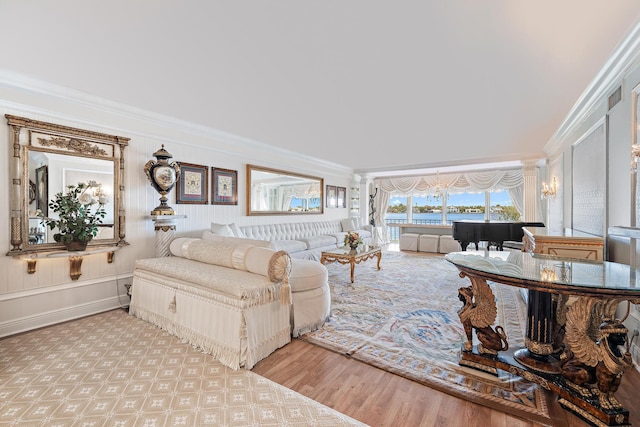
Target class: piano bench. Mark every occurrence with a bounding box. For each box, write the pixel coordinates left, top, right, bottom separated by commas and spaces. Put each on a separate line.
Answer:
438, 235, 462, 254
418, 234, 439, 253
399, 233, 420, 251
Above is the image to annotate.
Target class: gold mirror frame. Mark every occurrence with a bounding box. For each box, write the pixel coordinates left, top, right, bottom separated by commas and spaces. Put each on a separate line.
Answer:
6, 115, 130, 256
246, 164, 324, 216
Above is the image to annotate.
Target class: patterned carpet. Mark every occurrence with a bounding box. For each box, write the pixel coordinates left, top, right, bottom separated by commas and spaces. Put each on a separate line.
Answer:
0, 309, 367, 427
302, 250, 555, 425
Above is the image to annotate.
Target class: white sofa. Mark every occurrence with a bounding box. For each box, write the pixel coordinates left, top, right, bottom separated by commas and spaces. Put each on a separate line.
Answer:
203, 218, 373, 260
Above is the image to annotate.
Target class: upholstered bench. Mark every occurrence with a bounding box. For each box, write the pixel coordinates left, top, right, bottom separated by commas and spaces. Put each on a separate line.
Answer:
399, 233, 420, 251
438, 235, 462, 253
418, 234, 439, 253
289, 259, 331, 337
129, 238, 292, 370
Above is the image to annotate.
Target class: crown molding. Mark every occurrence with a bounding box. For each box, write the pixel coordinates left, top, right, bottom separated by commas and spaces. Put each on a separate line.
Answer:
544, 20, 640, 155
0, 69, 352, 176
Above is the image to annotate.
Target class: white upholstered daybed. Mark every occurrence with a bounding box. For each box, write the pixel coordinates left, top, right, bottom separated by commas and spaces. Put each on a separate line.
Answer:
129, 237, 293, 370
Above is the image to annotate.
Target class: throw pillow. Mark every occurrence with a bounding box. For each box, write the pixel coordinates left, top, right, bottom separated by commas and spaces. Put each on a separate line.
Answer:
210, 222, 234, 237
354, 216, 363, 229
229, 223, 246, 238
341, 218, 357, 232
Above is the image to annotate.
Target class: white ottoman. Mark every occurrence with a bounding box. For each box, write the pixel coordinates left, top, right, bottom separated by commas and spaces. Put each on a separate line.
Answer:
439, 235, 462, 253
399, 233, 420, 251
418, 234, 439, 253
289, 259, 331, 337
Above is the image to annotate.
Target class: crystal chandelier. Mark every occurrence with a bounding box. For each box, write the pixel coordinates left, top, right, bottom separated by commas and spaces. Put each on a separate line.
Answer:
431, 171, 446, 199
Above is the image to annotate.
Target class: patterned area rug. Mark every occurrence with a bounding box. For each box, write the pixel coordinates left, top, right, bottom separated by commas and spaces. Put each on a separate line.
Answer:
0, 309, 367, 427
301, 250, 555, 425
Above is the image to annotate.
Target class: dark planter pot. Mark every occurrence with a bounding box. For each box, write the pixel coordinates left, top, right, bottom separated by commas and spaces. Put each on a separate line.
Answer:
64, 239, 89, 251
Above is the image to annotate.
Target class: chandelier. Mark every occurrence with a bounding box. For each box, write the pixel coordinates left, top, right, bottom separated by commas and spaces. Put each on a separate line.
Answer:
431, 171, 447, 199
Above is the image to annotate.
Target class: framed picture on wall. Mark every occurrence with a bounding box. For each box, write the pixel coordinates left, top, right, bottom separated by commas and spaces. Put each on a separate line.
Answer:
176, 162, 208, 204
337, 186, 346, 208
35, 165, 48, 216
326, 185, 337, 208
212, 167, 238, 205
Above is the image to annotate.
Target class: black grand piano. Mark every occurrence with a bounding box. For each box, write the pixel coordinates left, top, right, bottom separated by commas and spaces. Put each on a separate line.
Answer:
452, 220, 545, 251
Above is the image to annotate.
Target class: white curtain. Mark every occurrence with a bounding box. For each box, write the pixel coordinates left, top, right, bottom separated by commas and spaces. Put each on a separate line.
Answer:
372, 188, 392, 244
373, 169, 525, 240
376, 169, 523, 195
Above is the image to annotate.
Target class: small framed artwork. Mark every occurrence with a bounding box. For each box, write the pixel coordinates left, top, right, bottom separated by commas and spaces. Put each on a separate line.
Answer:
212, 167, 238, 205
176, 162, 208, 204
326, 185, 337, 208
35, 165, 48, 216
337, 186, 346, 208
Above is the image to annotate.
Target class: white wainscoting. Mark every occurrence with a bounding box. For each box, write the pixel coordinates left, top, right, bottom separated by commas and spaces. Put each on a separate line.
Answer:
0, 275, 132, 337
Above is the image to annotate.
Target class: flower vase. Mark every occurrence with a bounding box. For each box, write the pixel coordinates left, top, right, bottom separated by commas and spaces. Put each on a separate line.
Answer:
349, 244, 359, 252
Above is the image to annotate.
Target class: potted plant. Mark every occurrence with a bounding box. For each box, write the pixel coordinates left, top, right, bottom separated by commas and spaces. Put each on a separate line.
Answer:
38, 181, 107, 251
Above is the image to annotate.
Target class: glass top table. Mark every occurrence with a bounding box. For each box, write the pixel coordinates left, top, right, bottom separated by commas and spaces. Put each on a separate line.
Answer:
320, 245, 381, 283
445, 250, 640, 297
444, 249, 640, 426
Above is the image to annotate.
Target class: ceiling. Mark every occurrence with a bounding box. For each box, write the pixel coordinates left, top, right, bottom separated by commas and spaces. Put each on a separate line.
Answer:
1, 1, 639, 176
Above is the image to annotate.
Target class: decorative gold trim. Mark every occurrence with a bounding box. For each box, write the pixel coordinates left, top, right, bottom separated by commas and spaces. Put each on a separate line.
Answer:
5, 115, 130, 257
37, 136, 108, 156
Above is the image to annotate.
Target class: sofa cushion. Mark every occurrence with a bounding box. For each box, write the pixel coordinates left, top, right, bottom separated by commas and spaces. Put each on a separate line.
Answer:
211, 222, 235, 237
228, 223, 246, 238
169, 237, 290, 282
201, 232, 274, 249
341, 218, 357, 232
135, 257, 277, 299
300, 234, 338, 249
290, 259, 328, 292
271, 239, 307, 253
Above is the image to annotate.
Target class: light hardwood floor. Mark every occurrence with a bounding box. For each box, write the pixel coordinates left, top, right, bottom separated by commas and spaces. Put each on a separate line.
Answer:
253, 244, 639, 426
253, 338, 639, 427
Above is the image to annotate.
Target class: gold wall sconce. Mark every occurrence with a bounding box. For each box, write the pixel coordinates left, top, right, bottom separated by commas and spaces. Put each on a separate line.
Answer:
541, 176, 558, 199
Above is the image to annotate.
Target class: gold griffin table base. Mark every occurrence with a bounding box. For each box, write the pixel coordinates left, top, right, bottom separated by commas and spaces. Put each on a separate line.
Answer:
446, 251, 640, 427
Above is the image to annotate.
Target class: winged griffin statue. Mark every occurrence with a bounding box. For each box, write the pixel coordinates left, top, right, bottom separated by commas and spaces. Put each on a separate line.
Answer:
561, 297, 634, 410
457, 283, 508, 355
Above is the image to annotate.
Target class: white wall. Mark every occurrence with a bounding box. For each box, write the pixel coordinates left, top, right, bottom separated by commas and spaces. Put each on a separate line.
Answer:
0, 76, 355, 336
543, 46, 640, 368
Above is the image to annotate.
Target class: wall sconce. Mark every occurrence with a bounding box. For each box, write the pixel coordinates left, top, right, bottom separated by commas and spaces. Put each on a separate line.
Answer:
632, 144, 640, 171
541, 176, 558, 199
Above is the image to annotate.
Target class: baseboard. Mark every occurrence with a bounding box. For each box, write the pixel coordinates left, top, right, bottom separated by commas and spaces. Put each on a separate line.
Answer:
0, 296, 128, 338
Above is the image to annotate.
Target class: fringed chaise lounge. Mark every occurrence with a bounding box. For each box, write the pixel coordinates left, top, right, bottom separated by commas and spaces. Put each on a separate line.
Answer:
129, 236, 331, 369
129, 237, 293, 370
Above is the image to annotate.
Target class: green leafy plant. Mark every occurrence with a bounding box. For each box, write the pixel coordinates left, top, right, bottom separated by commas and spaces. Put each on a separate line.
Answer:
38, 181, 107, 245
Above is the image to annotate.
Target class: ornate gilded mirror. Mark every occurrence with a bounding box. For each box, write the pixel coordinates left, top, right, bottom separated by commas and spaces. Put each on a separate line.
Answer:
246, 164, 323, 215
6, 115, 129, 256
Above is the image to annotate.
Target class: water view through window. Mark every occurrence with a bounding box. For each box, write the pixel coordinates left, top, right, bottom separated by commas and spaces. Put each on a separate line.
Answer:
386, 190, 518, 240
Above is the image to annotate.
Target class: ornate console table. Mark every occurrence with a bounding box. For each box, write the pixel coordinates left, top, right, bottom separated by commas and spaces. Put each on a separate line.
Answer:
446, 250, 640, 427
22, 246, 120, 280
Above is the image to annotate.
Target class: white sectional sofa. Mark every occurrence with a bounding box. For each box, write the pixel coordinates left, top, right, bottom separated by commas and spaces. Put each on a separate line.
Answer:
203, 218, 373, 260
